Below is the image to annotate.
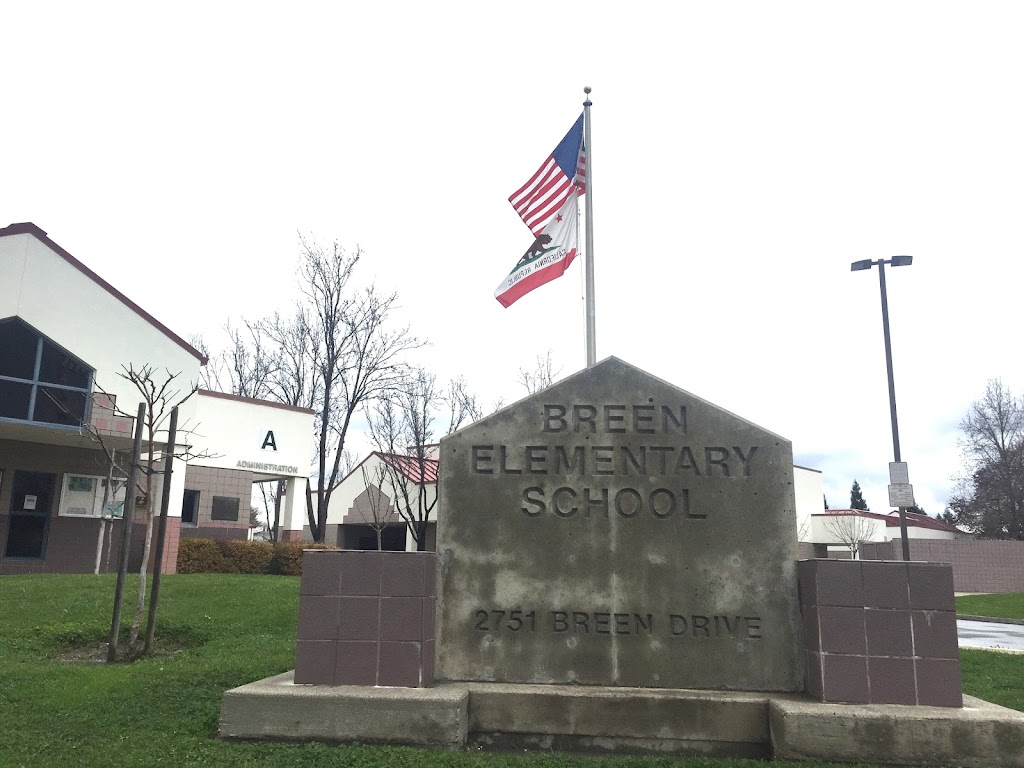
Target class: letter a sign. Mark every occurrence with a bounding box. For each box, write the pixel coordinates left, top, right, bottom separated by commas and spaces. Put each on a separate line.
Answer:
261, 430, 278, 452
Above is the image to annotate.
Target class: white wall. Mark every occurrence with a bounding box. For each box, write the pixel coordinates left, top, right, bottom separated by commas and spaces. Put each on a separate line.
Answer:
330, 454, 389, 526
810, 513, 887, 548
331, 452, 438, 551
794, 466, 824, 541
0, 231, 203, 424
190, 392, 313, 479
884, 524, 958, 541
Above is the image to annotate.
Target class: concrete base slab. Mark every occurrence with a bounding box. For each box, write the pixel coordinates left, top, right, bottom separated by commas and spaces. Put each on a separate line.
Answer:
219, 672, 468, 747
770, 694, 1024, 767
220, 672, 1024, 765
468, 682, 778, 758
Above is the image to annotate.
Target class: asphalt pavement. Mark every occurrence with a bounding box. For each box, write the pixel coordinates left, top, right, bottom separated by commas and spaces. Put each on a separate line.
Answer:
957, 619, 1024, 652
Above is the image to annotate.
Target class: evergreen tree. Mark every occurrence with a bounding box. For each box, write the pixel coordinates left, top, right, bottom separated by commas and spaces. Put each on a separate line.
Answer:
850, 480, 869, 511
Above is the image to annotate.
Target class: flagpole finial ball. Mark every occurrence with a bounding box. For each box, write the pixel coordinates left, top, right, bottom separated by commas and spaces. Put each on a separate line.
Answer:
584, 86, 592, 94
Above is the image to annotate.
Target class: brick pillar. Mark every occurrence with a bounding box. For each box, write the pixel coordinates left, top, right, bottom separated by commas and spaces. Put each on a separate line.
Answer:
294, 550, 436, 687
159, 517, 181, 574
799, 559, 961, 707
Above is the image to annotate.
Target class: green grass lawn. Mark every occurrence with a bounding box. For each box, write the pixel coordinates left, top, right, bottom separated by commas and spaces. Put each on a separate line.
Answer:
0, 574, 1019, 768
956, 592, 1024, 621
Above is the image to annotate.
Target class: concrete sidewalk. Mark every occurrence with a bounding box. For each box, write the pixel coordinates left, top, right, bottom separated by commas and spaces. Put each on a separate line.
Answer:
958, 619, 1024, 652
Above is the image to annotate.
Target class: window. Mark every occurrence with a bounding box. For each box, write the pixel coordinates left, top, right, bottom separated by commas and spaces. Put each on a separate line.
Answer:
0, 318, 94, 427
181, 490, 200, 526
58, 474, 126, 518
210, 496, 239, 521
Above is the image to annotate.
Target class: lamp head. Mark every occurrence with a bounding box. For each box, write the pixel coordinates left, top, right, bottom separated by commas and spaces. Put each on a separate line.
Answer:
890, 255, 913, 267
850, 259, 874, 272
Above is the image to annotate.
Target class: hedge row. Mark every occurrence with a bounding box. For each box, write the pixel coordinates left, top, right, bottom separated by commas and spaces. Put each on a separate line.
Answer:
176, 538, 337, 576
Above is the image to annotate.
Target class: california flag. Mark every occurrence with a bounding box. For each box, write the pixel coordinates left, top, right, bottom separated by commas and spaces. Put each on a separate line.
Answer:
494, 193, 579, 308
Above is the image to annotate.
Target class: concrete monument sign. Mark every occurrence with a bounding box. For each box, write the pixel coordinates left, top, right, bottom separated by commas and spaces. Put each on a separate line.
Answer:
436, 357, 802, 691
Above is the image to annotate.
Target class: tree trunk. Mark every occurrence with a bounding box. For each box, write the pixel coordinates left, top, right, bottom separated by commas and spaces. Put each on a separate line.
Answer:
271, 479, 284, 543
103, 516, 115, 572
128, 458, 156, 650
376, 528, 383, 551
416, 521, 427, 552
94, 517, 106, 575
128, 502, 154, 649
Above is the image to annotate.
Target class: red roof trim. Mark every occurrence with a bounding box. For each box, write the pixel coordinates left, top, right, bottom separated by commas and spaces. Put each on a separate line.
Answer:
813, 509, 959, 532
0, 222, 208, 364
197, 389, 316, 415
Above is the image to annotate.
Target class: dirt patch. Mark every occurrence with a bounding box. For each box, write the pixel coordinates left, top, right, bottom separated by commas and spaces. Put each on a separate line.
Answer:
57, 640, 193, 664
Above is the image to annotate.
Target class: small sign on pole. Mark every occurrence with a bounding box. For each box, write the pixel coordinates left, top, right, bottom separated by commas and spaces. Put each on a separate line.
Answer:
888, 483, 915, 508
889, 462, 909, 484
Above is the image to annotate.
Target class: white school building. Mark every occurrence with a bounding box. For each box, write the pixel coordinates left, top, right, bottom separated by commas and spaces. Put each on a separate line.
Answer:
0, 222, 313, 573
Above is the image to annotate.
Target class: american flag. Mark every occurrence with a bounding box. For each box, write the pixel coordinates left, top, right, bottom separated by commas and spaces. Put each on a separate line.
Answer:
508, 113, 587, 236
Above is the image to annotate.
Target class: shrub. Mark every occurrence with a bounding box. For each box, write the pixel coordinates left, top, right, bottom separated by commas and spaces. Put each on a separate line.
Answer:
269, 541, 337, 576
219, 540, 273, 574
177, 537, 336, 575
177, 538, 226, 573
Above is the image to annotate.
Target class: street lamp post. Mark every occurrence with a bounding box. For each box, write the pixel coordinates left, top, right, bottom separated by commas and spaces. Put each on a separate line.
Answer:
851, 255, 913, 561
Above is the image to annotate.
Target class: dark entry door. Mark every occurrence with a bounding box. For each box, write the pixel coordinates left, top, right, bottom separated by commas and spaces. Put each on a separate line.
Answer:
4, 471, 56, 560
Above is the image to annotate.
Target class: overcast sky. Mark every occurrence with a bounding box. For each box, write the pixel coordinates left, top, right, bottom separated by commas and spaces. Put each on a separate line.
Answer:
4, 2, 1023, 517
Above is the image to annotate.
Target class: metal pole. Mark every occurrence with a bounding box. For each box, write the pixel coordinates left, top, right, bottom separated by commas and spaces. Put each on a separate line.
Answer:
144, 406, 177, 655
877, 261, 901, 462
583, 86, 596, 367
108, 402, 146, 662
877, 260, 911, 561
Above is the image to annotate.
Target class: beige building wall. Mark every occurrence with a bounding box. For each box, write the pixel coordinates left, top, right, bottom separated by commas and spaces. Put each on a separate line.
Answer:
179, 465, 254, 541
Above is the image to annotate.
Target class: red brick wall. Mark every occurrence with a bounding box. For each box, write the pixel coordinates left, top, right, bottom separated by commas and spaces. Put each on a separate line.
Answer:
159, 516, 180, 575
861, 539, 1024, 592
0, 439, 124, 574
40, 516, 106, 573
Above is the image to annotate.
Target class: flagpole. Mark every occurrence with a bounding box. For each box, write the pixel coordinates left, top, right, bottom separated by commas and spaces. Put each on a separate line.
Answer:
583, 86, 596, 367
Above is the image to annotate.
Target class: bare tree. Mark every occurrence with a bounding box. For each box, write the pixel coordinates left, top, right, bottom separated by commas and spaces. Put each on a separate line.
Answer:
192, 322, 277, 399
249, 504, 264, 539
948, 379, 1024, 539
260, 308, 321, 411
196, 235, 422, 543
369, 369, 477, 551
445, 376, 483, 433
823, 513, 877, 559
116, 364, 208, 649
250, 309, 323, 543
797, 517, 810, 543
299, 236, 420, 542
359, 462, 393, 550
43, 364, 210, 657
256, 480, 282, 543
518, 350, 562, 394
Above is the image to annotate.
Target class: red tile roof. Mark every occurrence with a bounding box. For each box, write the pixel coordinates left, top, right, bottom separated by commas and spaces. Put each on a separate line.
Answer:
0, 222, 207, 363
377, 452, 439, 484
